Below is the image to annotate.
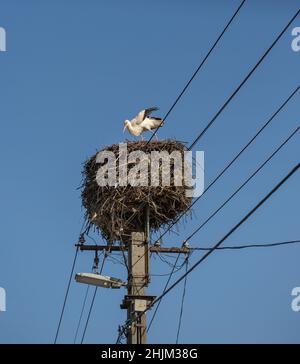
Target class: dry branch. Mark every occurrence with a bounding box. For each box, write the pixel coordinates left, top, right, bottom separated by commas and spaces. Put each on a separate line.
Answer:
81, 140, 193, 243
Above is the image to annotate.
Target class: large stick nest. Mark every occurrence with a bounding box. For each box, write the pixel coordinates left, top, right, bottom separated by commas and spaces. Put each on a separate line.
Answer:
81, 140, 193, 243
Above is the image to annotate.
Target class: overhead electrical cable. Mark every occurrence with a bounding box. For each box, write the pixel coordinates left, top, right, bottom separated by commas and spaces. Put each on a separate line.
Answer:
117, 163, 299, 338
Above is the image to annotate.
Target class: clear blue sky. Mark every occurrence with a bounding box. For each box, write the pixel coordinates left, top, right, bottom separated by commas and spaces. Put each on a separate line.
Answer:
0, 0, 299, 344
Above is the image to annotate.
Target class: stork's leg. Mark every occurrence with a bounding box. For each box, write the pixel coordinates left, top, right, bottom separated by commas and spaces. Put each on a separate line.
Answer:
149, 130, 159, 141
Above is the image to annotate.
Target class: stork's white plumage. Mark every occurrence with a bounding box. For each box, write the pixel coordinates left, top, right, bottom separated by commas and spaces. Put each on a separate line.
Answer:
123, 107, 164, 139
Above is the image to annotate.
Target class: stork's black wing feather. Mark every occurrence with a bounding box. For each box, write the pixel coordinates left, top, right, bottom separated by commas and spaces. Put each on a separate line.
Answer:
144, 107, 159, 119
150, 117, 163, 121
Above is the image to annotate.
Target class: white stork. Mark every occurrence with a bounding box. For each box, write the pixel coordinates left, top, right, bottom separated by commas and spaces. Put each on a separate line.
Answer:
123, 107, 164, 140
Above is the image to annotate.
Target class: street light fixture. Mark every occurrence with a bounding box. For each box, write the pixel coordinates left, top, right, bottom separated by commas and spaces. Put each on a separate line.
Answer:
75, 273, 126, 289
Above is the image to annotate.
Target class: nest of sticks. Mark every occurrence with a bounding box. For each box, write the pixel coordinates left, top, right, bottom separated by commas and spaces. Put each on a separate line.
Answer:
81, 140, 193, 243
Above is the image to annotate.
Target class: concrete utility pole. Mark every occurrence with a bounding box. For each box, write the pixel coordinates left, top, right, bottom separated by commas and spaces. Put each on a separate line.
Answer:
121, 206, 153, 344
76, 208, 189, 344
125, 230, 148, 343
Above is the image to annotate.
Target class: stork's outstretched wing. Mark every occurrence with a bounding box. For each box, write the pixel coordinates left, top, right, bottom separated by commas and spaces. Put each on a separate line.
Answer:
141, 117, 164, 130
134, 107, 159, 125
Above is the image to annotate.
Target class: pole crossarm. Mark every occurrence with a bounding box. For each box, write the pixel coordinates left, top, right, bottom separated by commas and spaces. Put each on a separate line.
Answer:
75, 244, 189, 254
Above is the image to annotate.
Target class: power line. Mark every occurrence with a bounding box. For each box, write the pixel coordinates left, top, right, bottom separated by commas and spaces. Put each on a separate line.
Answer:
156, 252, 184, 269
147, 253, 181, 333
149, 240, 300, 288
184, 126, 299, 242
135, 236, 300, 337
148, 0, 247, 143
80, 252, 109, 344
146, 126, 299, 335
73, 285, 90, 344
176, 256, 189, 344
154, 85, 300, 245
118, 163, 300, 337
118, 7, 299, 343
188, 9, 300, 150
54, 217, 89, 344
117, 112, 299, 342
150, 163, 300, 310
73, 252, 105, 344
72, 231, 104, 343
150, 264, 187, 277
125, 83, 299, 277
81, 287, 97, 344
54, 244, 79, 344
146, 253, 188, 328
116, 7, 299, 342
108, 254, 127, 267
152, 242, 300, 340
190, 239, 300, 251
148, 237, 300, 334
120, 0, 248, 232
125, 118, 300, 275
120, 235, 129, 273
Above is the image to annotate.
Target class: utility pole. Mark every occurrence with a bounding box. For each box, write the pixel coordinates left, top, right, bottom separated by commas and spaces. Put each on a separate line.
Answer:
76, 221, 189, 344
121, 207, 153, 344
125, 230, 148, 343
